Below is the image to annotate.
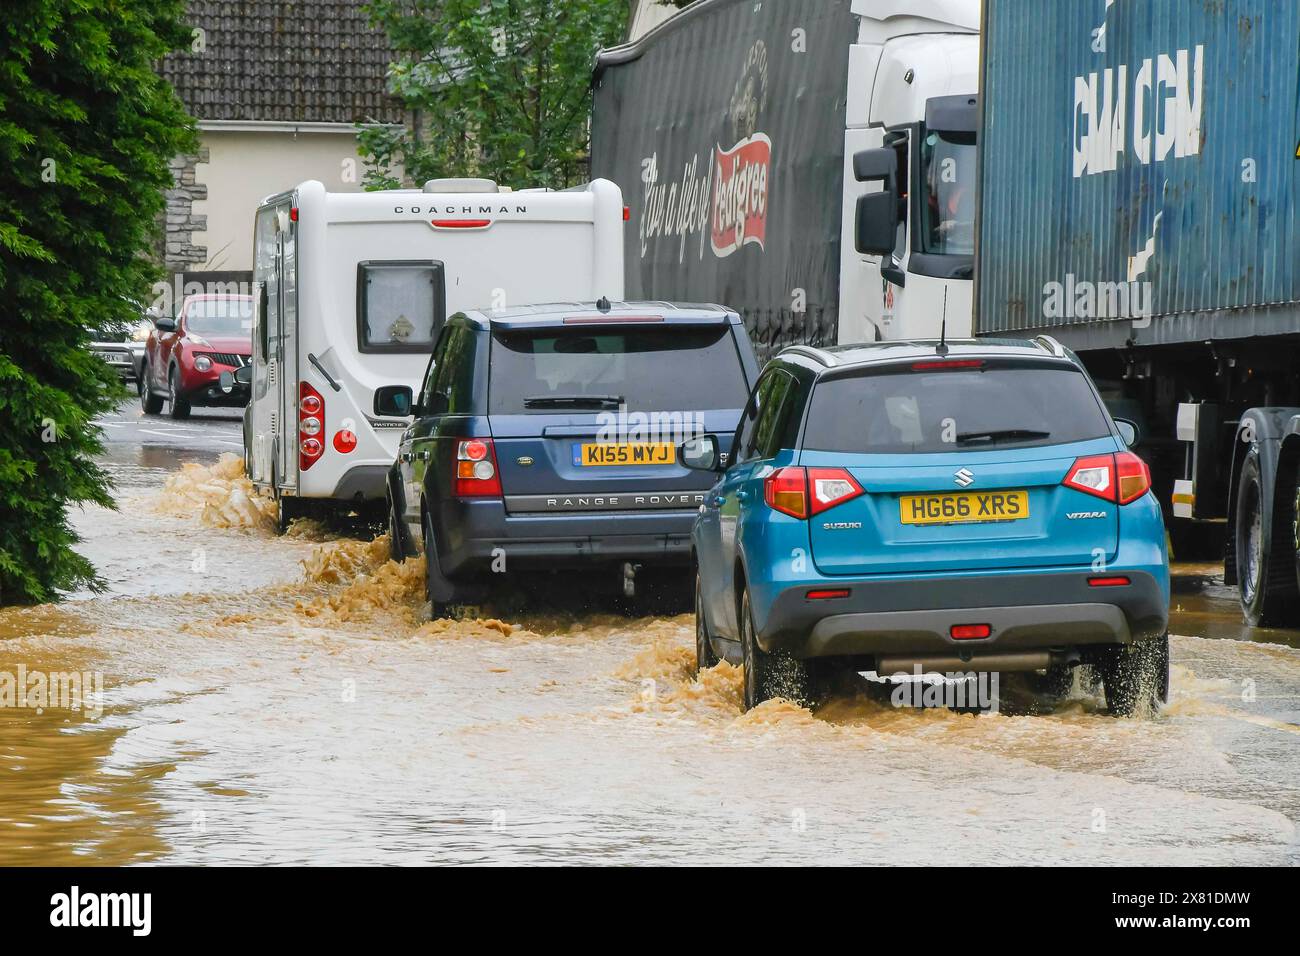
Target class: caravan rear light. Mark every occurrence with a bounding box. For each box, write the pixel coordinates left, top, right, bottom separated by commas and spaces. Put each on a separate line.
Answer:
454, 438, 502, 497
299, 381, 325, 471
333, 429, 357, 454
431, 219, 492, 229
623, 206, 631, 221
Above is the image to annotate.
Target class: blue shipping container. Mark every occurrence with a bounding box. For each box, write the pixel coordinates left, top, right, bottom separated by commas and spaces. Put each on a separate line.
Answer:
977, 0, 1300, 350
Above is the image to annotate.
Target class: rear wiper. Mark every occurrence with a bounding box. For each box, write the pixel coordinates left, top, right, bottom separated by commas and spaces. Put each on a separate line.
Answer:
956, 429, 1052, 445
523, 394, 624, 409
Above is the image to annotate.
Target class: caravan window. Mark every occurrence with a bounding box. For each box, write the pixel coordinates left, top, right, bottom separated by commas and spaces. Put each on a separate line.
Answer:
356, 260, 445, 353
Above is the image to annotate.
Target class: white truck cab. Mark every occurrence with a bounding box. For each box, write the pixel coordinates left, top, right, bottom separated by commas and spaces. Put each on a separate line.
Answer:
838, 0, 980, 344
246, 178, 625, 527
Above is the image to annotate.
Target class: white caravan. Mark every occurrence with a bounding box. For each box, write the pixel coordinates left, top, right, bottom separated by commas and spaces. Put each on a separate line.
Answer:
246, 178, 625, 527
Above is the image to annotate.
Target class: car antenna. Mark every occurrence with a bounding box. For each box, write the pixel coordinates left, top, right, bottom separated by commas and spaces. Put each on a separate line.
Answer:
596, 296, 611, 313
936, 288, 950, 356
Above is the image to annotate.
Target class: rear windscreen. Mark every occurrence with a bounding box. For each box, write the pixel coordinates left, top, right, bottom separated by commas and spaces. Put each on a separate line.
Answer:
489, 325, 750, 413
803, 364, 1112, 454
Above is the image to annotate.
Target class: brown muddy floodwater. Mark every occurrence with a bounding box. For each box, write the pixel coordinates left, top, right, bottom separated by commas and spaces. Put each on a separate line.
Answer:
1, 406, 1298, 865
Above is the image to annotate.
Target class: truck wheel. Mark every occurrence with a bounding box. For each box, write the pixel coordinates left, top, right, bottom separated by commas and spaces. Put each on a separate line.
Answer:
1235, 453, 1298, 626
739, 587, 813, 711
140, 363, 163, 414
167, 367, 191, 420
1098, 634, 1169, 717
695, 570, 720, 674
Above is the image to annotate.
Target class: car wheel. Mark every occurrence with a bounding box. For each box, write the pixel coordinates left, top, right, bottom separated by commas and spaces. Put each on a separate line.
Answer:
140, 363, 163, 414
739, 586, 814, 711
422, 510, 456, 618
1098, 633, 1169, 717
388, 488, 408, 563
695, 570, 720, 674
168, 367, 191, 420
1235, 453, 1298, 626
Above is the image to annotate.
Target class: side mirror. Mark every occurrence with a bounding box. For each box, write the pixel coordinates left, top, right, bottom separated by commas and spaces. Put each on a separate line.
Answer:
154, 317, 177, 333
1115, 418, 1139, 448
679, 435, 722, 472
856, 191, 899, 257
374, 385, 415, 418
852, 147, 900, 258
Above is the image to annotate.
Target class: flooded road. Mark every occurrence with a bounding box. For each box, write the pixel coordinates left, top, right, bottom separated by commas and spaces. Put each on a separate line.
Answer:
1, 403, 1297, 865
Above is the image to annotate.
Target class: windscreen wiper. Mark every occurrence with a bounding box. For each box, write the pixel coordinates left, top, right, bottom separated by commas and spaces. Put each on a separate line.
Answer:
956, 429, 1052, 445
523, 394, 624, 409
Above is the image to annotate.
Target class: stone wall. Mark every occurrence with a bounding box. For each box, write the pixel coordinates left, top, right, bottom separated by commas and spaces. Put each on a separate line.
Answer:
159, 148, 209, 272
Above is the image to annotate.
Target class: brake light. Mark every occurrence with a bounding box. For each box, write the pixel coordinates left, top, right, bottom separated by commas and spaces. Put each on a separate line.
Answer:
764, 467, 808, 519
1088, 576, 1131, 587
1062, 452, 1151, 505
299, 382, 324, 471
623, 205, 631, 222
1062, 454, 1114, 502
911, 359, 985, 371
562, 315, 664, 324
454, 438, 501, 497
806, 589, 851, 600
950, 624, 992, 640
1115, 451, 1151, 504
431, 219, 492, 229
808, 468, 864, 515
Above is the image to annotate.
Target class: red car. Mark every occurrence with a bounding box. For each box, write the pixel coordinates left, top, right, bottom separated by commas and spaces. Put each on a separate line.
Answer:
141, 294, 254, 418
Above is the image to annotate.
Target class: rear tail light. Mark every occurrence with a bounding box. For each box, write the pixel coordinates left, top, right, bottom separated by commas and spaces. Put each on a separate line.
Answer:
299, 382, 324, 471
431, 219, 492, 229
454, 438, 502, 497
950, 624, 992, 640
764, 467, 863, 519
764, 467, 808, 519
1062, 452, 1151, 505
1062, 454, 1114, 500
808, 468, 864, 516
1115, 451, 1151, 504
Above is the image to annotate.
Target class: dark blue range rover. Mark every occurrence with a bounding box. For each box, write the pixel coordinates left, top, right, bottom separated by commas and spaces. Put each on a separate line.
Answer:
379, 300, 759, 611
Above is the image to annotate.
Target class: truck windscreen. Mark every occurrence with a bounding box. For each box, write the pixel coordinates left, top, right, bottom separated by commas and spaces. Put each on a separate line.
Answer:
919, 130, 976, 256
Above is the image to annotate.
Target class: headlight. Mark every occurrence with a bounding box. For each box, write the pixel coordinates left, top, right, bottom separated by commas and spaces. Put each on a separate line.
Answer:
194, 356, 212, 372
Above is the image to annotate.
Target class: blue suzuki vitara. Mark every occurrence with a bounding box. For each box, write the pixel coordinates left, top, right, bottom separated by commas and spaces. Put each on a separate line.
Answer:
683, 338, 1170, 717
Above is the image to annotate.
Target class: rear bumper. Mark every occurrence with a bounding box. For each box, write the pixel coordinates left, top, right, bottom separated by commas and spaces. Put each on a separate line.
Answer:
756, 570, 1168, 660
434, 499, 698, 576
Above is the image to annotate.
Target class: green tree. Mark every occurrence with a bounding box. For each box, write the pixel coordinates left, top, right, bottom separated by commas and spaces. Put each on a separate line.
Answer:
0, 0, 196, 604
360, 0, 630, 190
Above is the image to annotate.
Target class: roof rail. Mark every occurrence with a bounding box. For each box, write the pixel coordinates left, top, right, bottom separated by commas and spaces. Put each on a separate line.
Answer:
782, 345, 835, 366
1033, 335, 1067, 358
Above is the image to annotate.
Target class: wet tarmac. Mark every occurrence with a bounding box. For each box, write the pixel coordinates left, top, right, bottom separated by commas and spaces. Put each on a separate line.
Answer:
0, 402, 1296, 865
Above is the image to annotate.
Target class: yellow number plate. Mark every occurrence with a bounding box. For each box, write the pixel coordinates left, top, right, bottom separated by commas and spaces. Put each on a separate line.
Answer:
575, 442, 675, 466
899, 490, 1030, 525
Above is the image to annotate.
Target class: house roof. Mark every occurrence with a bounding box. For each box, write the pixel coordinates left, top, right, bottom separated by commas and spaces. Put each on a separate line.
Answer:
161, 0, 404, 125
